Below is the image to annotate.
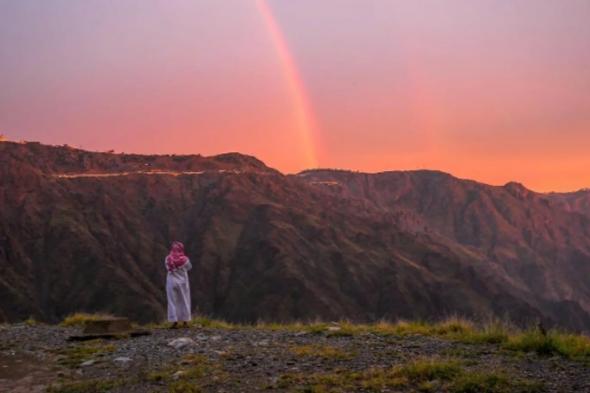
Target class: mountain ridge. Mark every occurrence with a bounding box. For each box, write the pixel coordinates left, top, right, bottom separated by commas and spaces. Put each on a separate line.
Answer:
1, 141, 589, 331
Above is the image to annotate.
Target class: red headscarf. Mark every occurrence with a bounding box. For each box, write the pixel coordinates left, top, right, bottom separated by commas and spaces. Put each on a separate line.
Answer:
166, 241, 188, 272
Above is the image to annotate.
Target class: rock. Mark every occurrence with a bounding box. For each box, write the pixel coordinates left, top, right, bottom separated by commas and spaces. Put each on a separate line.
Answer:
255, 339, 270, 347
167, 337, 196, 349
172, 370, 187, 380
83, 318, 132, 335
113, 356, 132, 365
55, 355, 67, 362
327, 326, 341, 332
80, 360, 95, 367
210, 335, 222, 341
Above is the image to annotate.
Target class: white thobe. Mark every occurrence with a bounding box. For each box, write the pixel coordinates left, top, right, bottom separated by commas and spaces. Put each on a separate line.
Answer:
166, 259, 192, 322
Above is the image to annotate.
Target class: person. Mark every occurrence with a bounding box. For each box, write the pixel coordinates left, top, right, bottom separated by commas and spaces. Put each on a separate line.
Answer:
165, 241, 192, 328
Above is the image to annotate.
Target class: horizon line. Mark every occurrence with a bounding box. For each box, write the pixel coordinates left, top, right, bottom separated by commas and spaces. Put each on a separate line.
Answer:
2, 139, 588, 195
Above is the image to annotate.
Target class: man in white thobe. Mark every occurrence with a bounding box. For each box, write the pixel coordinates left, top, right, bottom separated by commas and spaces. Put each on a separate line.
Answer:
165, 241, 192, 328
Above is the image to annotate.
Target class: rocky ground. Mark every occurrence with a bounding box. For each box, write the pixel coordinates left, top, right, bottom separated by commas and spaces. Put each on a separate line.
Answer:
0, 323, 589, 392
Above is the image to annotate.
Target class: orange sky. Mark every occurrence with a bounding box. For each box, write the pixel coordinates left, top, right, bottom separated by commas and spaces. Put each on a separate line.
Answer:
1, 0, 589, 192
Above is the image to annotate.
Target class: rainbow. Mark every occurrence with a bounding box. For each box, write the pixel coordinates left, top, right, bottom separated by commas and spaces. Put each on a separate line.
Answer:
256, 0, 319, 169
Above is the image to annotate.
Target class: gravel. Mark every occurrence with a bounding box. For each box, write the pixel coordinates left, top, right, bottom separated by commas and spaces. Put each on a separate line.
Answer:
0, 323, 589, 392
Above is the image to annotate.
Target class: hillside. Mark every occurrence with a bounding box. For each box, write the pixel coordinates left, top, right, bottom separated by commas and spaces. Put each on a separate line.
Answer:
1, 142, 590, 331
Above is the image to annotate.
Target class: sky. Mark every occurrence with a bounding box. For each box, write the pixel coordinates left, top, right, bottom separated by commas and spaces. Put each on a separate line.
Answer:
1, 0, 589, 192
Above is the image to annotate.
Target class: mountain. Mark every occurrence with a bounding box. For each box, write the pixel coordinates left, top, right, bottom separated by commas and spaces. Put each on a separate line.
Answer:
547, 189, 590, 218
1, 141, 589, 331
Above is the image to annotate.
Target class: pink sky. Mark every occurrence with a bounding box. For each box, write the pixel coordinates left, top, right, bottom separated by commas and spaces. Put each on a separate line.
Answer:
1, 0, 589, 191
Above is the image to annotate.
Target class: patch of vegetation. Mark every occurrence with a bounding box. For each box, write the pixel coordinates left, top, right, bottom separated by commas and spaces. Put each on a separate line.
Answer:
56, 340, 116, 368
256, 321, 330, 334
146, 354, 229, 392
147, 354, 210, 382
290, 344, 354, 360
276, 357, 543, 393
399, 357, 463, 382
304, 322, 332, 335
451, 322, 510, 345
59, 312, 590, 361
24, 316, 39, 326
190, 316, 235, 329
256, 317, 508, 342
168, 380, 203, 393
504, 329, 590, 360
365, 317, 511, 345
451, 372, 544, 393
47, 378, 122, 393
60, 313, 115, 327
258, 317, 584, 361
387, 320, 437, 336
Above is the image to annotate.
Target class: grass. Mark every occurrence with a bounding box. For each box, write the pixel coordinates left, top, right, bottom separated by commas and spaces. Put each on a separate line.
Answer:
275, 357, 544, 393
168, 381, 203, 393
24, 316, 39, 326
146, 353, 229, 392
56, 340, 116, 368
258, 317, 589, 361
366, 317, 510, 344
57, 313, 590, 361
189, 316, 235, 329
256, 316, 503, 340
399, 357, 463, 382
504, 329, 590, 360
290, 344, 355, 360
147, 354, 211, 382
60, 313, 115, 327
451, 372, 544, 393
256, 320, 328, 333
